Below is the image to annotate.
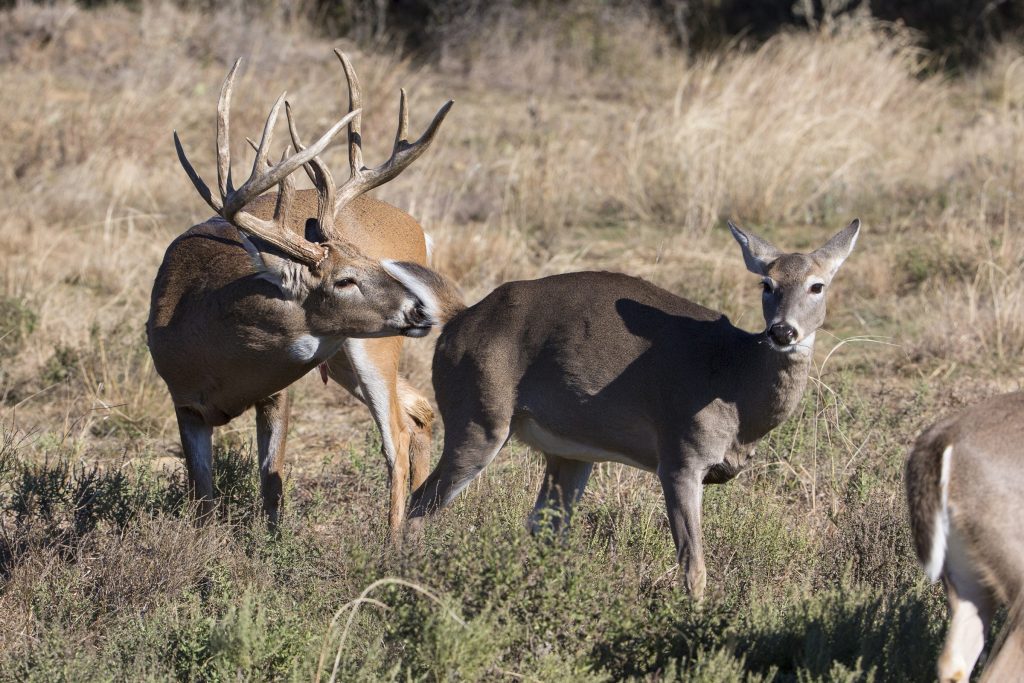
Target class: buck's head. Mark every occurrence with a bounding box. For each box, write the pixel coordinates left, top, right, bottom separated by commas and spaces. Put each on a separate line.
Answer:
729, 219, 860, 353
246, 239, 448, 339
173, 52, 456, 343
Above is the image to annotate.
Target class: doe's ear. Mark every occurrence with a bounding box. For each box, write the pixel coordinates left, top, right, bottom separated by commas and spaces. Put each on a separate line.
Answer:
729, 221, 781, 276
382, 260, 465, 326
813, 219, 860, 280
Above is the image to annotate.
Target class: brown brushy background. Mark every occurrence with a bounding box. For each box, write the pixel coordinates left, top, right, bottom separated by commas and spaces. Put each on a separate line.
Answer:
0, 1, 1021, 680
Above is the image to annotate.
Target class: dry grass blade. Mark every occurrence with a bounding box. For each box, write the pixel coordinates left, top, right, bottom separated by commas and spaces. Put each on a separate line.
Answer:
316, 577, 466, 683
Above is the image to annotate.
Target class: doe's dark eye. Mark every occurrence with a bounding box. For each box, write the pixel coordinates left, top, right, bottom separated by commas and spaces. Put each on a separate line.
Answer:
762, 281, 772, 294
336, 278, 357, 288
809, 282, 824, 294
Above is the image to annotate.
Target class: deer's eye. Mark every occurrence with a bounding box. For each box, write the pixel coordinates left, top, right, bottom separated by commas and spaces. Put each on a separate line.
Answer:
335, 278, 357, 289
809, 282, 824, 294
762, 281, 772, 294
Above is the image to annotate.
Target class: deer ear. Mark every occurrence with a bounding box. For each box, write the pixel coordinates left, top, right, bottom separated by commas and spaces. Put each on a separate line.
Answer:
729, 221, 780, 276
239, 233, 305, 299
813, 219, 860, 280
382, 260, 464, 326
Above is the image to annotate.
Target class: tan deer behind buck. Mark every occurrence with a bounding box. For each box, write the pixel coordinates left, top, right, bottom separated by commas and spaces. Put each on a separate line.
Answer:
906, 393, 1024, 682
408, 220, 860, 599
147, 52, 461, 531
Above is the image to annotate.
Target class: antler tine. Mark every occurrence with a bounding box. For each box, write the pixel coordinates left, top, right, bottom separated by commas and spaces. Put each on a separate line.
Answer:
224, 91, 286, 216
245, 136, 261, 157
396, 88, 409, 144
273, 146, 296, 227
333, 50, 364, 176
245, 138, 297, 224
334, 92, 455, 210
221, 108, 357, 264
250, 92, 286, 185
285, 100, 339, 239
247, 124, 315, 201
284, 102, 318, 186
175, 58, 362, 267
216, 59, 241, 198
174, 131, 223, 214
222, 105, 358, 218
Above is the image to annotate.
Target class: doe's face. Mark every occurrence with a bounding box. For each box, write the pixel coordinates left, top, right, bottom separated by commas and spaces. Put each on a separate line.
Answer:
729, 219, 860, 354
759, 254, 831, 352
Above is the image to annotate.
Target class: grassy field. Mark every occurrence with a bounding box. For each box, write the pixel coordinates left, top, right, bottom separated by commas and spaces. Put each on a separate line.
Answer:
1, 1, 1022, 680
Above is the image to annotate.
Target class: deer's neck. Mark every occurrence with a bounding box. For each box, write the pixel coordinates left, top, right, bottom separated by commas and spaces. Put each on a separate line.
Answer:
734, 332, 812, 442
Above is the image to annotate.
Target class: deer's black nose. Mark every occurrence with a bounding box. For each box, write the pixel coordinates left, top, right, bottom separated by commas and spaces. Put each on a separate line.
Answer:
769, 323, 798, 346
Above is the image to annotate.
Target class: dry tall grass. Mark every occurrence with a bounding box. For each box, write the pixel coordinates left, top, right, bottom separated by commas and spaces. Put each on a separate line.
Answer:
0, 1, 1022, 678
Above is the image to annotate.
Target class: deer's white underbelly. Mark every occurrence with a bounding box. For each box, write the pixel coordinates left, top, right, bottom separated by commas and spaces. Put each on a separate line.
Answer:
516, 417, 653, 471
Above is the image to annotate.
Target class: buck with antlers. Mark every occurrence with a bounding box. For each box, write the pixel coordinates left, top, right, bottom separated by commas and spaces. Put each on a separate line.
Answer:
408, 221, 860, 598
906, 393, 1024, 682
147, 52, 461, 530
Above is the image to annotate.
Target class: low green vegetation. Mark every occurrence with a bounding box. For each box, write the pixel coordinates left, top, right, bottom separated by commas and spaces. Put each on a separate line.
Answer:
1, 0, 1021, 679
0, 383, 958, 680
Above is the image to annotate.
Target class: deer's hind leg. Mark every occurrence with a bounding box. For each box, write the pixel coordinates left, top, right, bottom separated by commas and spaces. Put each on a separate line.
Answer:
938, 538, 996, 683
529, 455, 593, 535
329, 337, 429, 537
175, 406, 215, 523
255, 390, 291, 527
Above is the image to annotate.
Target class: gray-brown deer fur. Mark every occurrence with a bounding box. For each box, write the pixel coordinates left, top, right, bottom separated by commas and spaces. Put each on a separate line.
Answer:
408, 220, 860, 598
906, 393, 1024, 682
147, 53, 462, 530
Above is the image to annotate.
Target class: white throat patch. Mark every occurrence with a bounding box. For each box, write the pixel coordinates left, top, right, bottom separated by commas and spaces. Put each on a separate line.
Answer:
288, 334, 335, 365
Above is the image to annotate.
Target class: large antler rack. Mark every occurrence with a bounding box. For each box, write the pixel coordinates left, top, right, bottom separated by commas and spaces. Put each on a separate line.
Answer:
334, 50, 454, 211
173, 59, 359, 267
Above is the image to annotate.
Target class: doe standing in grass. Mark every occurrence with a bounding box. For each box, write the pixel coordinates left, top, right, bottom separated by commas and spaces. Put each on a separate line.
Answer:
408, 220, 860, 599
906, 393, 1024, 682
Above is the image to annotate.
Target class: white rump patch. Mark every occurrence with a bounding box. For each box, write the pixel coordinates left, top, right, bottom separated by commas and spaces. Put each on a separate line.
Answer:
925, 444, 954, 582
381, 260, 439, 325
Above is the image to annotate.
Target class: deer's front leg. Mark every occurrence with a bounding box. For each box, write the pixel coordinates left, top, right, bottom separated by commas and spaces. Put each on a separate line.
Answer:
657, 458, 707, 599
